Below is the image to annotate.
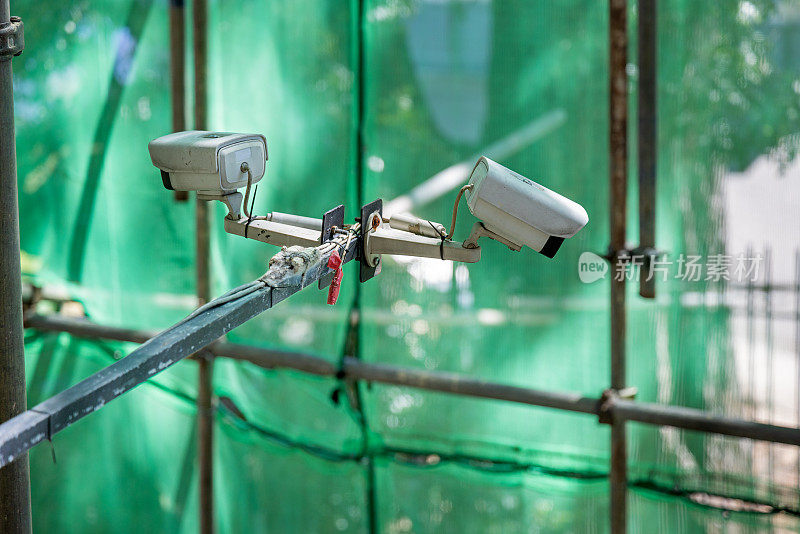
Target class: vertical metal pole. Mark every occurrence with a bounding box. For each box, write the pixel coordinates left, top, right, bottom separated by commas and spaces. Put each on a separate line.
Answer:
170, 0, 188, 202
609, 0, 628, 532
193, 0, 213, 532
764, 248, 774, 484
0, 2, 32, 532
637, 0, 657, 299
795, 250, 800, 485
196, 351, 213, 534
351, 1, 378, 531
746, 245, 756, 479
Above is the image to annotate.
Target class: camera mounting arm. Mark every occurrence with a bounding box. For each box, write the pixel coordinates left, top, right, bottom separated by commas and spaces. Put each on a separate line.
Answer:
221, 208, 481, 263
223, 216, 321, 248
362, 219, 481, 265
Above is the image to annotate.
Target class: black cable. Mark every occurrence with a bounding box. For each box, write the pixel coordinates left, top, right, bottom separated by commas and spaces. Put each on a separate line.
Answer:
244, 184, 259, 239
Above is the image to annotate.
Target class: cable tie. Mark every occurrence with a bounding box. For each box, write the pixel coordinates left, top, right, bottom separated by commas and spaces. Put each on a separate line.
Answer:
429, 220, 446, 260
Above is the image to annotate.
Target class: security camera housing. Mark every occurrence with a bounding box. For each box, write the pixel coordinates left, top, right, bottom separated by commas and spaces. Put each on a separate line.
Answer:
466, 157, 588, 258
148, 130, 267, 196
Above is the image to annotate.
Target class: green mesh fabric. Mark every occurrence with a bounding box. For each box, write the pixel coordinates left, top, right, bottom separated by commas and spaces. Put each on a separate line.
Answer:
13, 0, 800, 531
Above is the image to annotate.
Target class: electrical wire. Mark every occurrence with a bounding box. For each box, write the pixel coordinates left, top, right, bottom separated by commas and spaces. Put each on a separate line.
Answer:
244, 181, 259, 239
341, 223, 358, 255
319, 223, 360, 257
447, 184, 473, 239
241, 162, 254, 218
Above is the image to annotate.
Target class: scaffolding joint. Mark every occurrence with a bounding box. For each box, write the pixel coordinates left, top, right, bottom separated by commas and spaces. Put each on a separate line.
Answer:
602, 245, 663, 264
598, 387, 637, 425
0, 16, 23, 60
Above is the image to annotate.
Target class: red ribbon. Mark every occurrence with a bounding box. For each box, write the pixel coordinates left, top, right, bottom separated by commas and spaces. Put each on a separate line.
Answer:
327, 250, 343, 305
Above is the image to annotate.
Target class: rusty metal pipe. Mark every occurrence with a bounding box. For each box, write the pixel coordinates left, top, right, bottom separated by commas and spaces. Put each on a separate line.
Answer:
608, 0, 629, 531
20, 314, 800, 449
169, 0, 188, 201
638, 0, 657, 299
192, 0, 213, 531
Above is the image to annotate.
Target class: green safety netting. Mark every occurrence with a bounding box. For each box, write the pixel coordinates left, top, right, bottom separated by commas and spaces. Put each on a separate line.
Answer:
12, 0, 800, 531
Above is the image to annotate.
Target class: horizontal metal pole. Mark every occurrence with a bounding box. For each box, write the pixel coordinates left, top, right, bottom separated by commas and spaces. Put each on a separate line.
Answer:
23, 315, 338, 377
614, 400, 800, 446
21, 314, 800, 449
0, 236, 360, 469
24, 314, 157, 344
343, 358, 598, 415
221, 342, 337, 377
1, 287, 270, 467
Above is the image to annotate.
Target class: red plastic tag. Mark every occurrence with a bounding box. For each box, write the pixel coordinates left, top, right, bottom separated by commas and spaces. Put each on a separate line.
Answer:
327, 250, 343, 305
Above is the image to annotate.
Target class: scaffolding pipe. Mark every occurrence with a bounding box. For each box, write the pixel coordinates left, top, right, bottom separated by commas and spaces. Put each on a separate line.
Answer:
169, 0, 188, 201
612, 400, 800, 445
637, 0, 657, 299
22, 314, 338, 376
192, 0, 213, 531
19, 314, 800, 448
25, 315, 157, 344
608, 0, 629, 531
0, 1, 31, 530
343, 358, 600, 416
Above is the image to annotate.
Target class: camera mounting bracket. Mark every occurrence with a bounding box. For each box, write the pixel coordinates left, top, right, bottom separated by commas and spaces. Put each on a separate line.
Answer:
462, 222, 521, 251
359, 199, 383, 283
319, 204, 345, 289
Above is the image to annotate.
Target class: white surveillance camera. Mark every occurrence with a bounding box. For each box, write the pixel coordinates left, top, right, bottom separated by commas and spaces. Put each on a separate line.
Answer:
464, 157, 588, 258
148, 130, 267, 217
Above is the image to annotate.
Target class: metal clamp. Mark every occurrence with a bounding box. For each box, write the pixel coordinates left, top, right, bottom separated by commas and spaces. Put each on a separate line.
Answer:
359, 198, 382, 283
318, 204, 345, 289
0, 17, 24, 60
362, 211, 381, 268
598, 387, 637, 425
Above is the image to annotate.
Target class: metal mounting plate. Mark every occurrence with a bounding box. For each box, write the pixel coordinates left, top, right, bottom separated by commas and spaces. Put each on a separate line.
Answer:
359, 198, 382, 283
318, 204, 345, 289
